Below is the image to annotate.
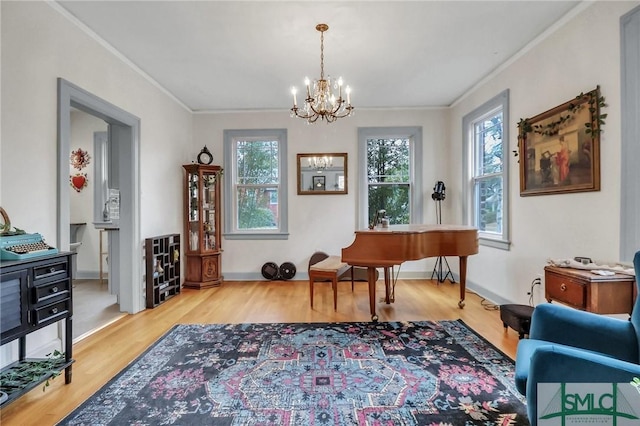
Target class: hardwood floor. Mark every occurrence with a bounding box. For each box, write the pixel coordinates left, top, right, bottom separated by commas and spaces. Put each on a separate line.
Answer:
0, 278, 522, 425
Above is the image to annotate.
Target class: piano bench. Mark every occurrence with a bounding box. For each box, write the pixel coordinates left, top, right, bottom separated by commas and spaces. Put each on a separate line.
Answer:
309, 256, 353, 310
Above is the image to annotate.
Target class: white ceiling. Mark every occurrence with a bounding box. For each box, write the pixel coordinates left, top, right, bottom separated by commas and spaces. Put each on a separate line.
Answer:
56, 1, 581, 112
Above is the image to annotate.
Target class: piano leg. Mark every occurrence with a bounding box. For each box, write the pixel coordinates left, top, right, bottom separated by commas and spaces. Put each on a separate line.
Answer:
367, 267, 378, 322
458, 256, 468, 308
384, 267, 391, 304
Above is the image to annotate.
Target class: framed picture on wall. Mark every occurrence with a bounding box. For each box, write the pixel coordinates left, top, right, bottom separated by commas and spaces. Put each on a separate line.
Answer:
297, 153, 348, 195
518, 86, 604, 196
312, 175, 326, 191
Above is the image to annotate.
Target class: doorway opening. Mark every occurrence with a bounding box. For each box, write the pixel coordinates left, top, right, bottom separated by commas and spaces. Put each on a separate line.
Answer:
57, 79, 143, 340
68, 111, 125, 340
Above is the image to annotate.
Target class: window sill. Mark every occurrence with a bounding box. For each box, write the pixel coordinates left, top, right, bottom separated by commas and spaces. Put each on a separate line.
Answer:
479, 236, 511, 250
223, 232, 289, 241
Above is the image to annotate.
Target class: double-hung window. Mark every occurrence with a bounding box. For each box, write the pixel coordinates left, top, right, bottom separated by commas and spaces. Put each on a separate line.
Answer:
358, 127, 422, 229
463, 90, 510, 249
223, 129, 288, 239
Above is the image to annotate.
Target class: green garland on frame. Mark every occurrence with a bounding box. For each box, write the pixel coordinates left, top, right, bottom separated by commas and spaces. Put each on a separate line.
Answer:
513, 86, 607, 158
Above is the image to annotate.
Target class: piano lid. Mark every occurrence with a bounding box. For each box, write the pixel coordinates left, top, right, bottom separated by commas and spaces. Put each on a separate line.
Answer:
342, 224, 478, 266
353, 224, 478, 235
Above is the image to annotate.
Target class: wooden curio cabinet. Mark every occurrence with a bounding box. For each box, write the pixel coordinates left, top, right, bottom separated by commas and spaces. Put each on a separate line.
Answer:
182, 164, 223, 288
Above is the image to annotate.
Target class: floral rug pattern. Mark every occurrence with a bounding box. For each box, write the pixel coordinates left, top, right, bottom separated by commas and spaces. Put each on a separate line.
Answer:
58, 320, 528, 425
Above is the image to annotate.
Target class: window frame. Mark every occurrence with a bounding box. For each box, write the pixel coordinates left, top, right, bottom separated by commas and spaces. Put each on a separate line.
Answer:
223, 129, 289, 240
620, 6, 640, 262
462, 89, 510, 250
357, 127, 423, 230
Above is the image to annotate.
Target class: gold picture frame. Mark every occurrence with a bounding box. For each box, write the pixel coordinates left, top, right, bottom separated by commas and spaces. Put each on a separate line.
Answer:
518, 87, 603, 196
297, 153, 348, 195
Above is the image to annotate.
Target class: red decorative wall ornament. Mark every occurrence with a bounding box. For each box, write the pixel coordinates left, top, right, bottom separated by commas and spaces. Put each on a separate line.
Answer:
70, 173, 88, 192
70, 148, 91, 170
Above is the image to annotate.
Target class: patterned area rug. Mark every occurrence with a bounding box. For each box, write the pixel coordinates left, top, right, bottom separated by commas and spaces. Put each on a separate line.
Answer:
58, 320, 529, 425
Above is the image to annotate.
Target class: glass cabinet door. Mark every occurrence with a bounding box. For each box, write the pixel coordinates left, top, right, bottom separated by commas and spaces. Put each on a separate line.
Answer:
202, 171, 217, 251
187, 170, 200, 252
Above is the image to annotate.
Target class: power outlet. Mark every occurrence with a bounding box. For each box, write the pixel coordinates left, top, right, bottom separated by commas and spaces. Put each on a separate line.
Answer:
527, 275, 543, 294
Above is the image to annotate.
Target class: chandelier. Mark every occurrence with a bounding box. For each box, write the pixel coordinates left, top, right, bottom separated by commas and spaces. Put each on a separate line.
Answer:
307, 155, 333, 171
291, 24, 353, 124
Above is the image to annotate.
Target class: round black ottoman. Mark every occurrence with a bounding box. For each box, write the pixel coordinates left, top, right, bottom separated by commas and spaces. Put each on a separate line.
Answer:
499, 304, 534, 339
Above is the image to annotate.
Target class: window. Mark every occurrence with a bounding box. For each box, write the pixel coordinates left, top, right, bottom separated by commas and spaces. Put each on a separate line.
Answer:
223, 129, 288, 239
358, 127, 422, 229
463, 90, 510, 249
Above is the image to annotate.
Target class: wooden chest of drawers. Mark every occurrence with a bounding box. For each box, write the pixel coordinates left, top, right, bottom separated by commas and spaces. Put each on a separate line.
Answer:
544, 266, 636, 314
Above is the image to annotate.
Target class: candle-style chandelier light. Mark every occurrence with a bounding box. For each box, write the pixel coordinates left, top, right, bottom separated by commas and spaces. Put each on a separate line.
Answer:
307, 155, 333, 171
290, 24, 354, 124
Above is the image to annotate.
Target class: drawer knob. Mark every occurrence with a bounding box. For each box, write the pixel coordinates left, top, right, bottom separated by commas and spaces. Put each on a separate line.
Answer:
49, 267, 56, 274
560, 283, 567, 291
51, 286, 59, 293
51, 307, 59, 314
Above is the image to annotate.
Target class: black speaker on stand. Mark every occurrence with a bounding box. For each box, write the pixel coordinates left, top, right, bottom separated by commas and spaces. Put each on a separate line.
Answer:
430, 181, 455, 284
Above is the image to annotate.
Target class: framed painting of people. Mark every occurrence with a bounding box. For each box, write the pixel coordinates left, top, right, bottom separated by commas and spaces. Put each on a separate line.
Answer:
518, 87, 604, 196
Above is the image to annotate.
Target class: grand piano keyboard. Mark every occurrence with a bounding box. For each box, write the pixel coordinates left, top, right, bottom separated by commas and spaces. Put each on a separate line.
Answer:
0, 233, 58, 261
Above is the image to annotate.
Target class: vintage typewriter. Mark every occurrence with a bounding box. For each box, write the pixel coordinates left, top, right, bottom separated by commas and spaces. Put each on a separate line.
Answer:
0, 233, 58, 261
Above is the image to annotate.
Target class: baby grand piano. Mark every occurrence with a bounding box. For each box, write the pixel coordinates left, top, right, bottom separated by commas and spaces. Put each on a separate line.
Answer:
342, 224, 478, 321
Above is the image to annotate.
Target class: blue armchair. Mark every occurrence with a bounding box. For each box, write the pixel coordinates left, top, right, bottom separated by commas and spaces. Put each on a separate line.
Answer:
515, 251, 640, 424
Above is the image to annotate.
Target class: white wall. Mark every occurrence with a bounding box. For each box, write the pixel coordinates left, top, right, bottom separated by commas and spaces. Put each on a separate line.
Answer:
1, 1, 193, 242
449, 1, 639, 305
1, 1, 192, 364
193, 108, 451, 279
